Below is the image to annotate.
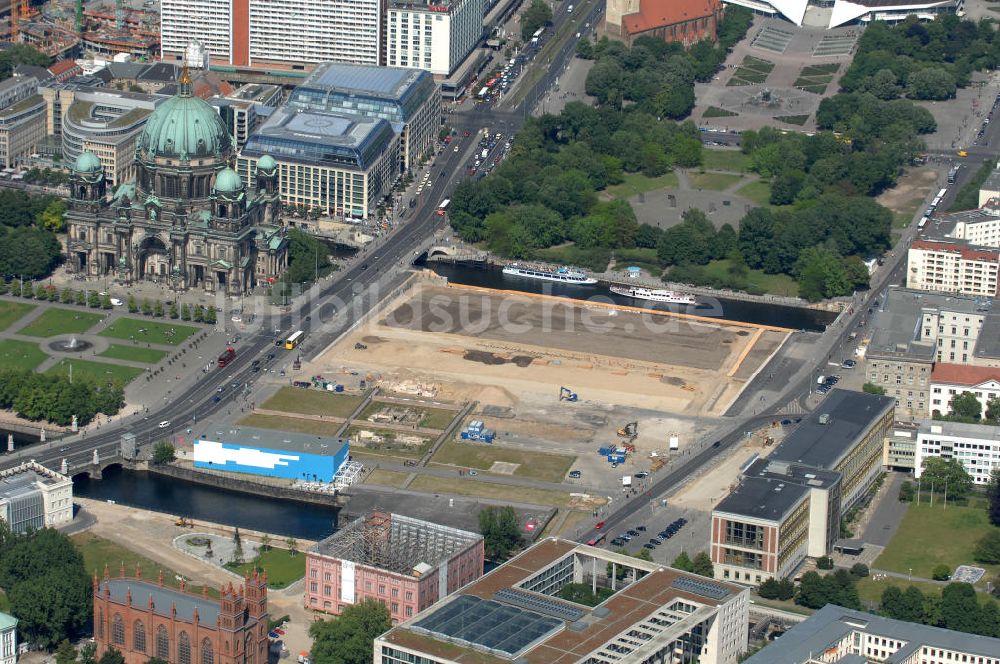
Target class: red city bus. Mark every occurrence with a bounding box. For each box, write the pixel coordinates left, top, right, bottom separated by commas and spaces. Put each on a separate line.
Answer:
217, 347, 235, 367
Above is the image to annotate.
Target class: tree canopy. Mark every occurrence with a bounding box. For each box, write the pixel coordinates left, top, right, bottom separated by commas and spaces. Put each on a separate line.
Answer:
0, 525, 92, 648
920, 457, 974, 498
0, 190, 66, 280
881, 582, 1000, 637
0, 44, 51, 81
309, 599, 391, 664
795, 570, 861, 610
0, 368, 124, 426
478, 506, 522, 562
520, 0, 553, 41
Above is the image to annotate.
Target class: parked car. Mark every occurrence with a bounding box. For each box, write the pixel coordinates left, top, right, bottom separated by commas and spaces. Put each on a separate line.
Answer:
568, 470, 582, 478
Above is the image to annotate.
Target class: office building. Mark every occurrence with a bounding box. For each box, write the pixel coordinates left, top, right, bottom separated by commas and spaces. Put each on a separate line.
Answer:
193, 423, 350, 482
239, 107, 400, 220
385, 0, 488, 76
0, 92, 45, 168
0, 612, 15, 664
287, 63, 440, 170
864, 286, 992, 420
722, 0, 963, 29
160, 0, 384, 69
57, 87, 162, 185
906, 239, 1000, 297
710, 390, 894, 585
742, 604, 1000, 664
885, 421, 919, 471
0, 461, 73, 534
304, 511, 483, 621
64, 70, 289, 295
376, 537, 750, 664
603, 0, 725, 47
912, 419, 1000, 486
0, 76, 38, 110
93, 567, 268, 664
929, 363, 1000, 418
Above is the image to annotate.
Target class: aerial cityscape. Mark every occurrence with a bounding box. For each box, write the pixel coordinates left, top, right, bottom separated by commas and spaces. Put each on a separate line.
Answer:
3, 0, 1000, 663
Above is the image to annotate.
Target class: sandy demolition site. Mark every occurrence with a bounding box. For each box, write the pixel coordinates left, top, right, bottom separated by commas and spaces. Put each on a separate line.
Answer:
315, 281, 790, 417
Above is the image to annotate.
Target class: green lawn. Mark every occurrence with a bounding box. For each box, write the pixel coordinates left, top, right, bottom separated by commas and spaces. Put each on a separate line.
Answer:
797, 83, 828, 94
687, 172, 743, 191
605, 171, 680, 199
701, 149, 753, 173
226, 547, 305, 589
360, 401, 458, 430
703, 106, 738, 118
800, 63, 839, 76
99, 344, 168, 364
856, 577, 947, 606
45, 358, 144, 385
0, 339, 48, 371
702, 259, 800, 297
261, 386, 364, 418
408, 475, 575, 508
728, 69, 767, 86
17, 307, 104, 337
72, 533, 218, 597
240, 413, 341, 437
430, 440, 576, 483
874, 502, 1000, 580
0, 300, 36, 332
533, 245, 611, 273
366, 469, 411, 487
736, 180, 774, 207
742, 56, 775, 73
614, 248, 663, 276
99, 318, 199, 345
775, 115, 810, 126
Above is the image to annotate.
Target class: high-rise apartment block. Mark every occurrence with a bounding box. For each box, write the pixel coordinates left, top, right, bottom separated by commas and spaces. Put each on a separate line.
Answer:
161, 0, 385, 69
385, 0, 487, 76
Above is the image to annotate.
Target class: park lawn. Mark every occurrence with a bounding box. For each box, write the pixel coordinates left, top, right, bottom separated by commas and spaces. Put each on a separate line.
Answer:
99, 344, 168, 364
261, 386, 364, 418
701, 149, 753, 173
408, 475, 576, 508
226, 547, 304, 589
366, 469, 411, 487
430, 440, 576, 483
703, 106, 738, 118
736, 179, 773, 207
873, 502, 1000, 580
687, 172, 743, 191
0, 300, 35, 331
742, 55, 775, 73
99, 318, 199, 346
46, 358, 144, 384
240, 413, 340, 437
0, 339, 48, 371
776, 115, 810, 126
72, 533, 219, 597
702, 259, 801, 297
800, 63, 839, 76
614, 248, 663, 277
605, 171, 679, 199
18, 307, 104, 337
856, 577, 947, 607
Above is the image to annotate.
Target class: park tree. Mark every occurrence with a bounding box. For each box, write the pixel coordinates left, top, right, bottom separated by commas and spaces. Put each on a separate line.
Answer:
309, 599, 391, 664
55, 640, 77, 664
932, 564, 952, 581
850, 563, 870, 578
180, 304, 191, 321
974, 531, 1000, 564
151, 442, 176, 465
0, 44, 50, 79
101, 294, 112, 310
75, 290, 86, 306
950, 391, 982, 420
141, 299, 153, 315
193, 305, 204, 323
169, 302, 178, 319
204, 307, 217, 324
520, 0, 553, 41
987, 469, 1000, 526
906, 67, 957, 100
88, 291, 100, 308
898, 481, 915, 502
127, 294, 138, 313
920, 457, 974, 498
80, 643, 97, 664
633, 547, 653, 562
153, 300, 164, 317
691, 552, 714, 578
98, 648, 125, 664
479, 506, 522, 562
941, 583, 980, 633
285, 538, 299, 555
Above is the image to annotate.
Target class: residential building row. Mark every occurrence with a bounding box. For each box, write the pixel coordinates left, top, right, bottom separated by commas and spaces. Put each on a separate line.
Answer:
160, 0, 489, 78
710, 389, 894, 585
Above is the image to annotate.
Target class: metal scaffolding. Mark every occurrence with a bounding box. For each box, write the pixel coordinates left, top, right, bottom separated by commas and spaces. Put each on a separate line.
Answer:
315, 511, 481, 576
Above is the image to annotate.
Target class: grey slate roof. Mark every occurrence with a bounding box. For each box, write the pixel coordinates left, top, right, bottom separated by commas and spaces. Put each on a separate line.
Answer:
101, 579, 220, 624
194, 422, 348, 456
743, 605, 1000, 664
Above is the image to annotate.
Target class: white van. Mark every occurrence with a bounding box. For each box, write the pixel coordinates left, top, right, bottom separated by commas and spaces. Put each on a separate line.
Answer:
568, 4, 573, 12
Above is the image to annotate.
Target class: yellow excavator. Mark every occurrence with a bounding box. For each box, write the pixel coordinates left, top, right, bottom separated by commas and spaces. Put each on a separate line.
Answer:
617, 422, 638, 442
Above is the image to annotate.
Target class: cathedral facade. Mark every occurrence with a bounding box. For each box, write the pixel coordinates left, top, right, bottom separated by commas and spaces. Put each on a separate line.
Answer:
64, 69, 288, 295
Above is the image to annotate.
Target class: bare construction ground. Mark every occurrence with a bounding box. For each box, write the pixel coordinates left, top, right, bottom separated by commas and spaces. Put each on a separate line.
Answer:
316, 282, 790, 417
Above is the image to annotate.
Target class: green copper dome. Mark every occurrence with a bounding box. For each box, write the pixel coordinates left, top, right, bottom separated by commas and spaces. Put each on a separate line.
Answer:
257, 155, 276, 172
214, 167, 243, 193
137, 72, 231, 160
75, 151, 102, 173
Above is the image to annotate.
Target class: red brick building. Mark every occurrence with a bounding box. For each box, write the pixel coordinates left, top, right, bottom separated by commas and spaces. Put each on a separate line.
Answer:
93, 565, 269, 664
602, 0, 725, 48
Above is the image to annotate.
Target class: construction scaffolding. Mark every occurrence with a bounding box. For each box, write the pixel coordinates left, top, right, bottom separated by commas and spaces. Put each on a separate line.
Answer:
313, 511, 481, 576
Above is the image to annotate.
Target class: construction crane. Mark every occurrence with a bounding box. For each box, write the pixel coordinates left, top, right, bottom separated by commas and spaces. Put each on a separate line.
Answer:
559, 386, 578, 402
617, 421, 638, 442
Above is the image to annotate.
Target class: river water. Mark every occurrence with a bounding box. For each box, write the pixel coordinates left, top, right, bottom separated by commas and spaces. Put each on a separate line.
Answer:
422, 262, 838, 332
73, 465, 339, 539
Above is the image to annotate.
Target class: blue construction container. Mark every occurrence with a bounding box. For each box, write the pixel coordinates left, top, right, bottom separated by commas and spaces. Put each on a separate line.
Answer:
598, 445, 615, 456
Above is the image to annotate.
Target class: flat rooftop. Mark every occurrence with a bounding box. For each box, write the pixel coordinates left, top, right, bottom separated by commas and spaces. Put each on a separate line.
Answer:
714, 458, 841, 521
311, 511, 481, 576
769, 389, 893, 469
743, 604, 1000, 664
0, 461, 69, 500
380, 538, 744, 664
917, 418, 1000, 443
866, 286, 990, 361
974, 312, 1000, 360
296, 63, 428, 101
194, 422, 348, 456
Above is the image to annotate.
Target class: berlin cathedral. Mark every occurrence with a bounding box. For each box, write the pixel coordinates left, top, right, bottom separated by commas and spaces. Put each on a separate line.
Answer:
64, 69, 289, 295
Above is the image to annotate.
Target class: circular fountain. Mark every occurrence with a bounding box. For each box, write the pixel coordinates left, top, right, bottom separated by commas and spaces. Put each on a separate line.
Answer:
48, 336, 94, 353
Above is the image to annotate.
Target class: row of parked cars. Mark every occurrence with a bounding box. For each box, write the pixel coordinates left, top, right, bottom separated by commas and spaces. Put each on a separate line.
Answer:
610, 517, 688, 549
